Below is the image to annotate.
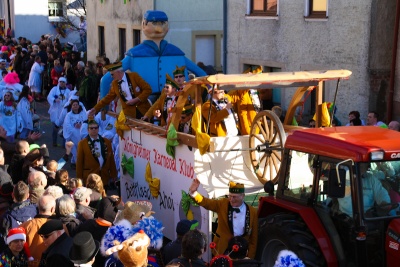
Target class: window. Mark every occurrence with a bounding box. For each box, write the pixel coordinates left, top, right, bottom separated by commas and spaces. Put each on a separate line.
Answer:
48, 1, 63, 17
133, 29, 141, 46
119, 28, 126, 61
283, 150, 315, 201
98, 26, 105, 57
305, 0, 328, 19
249, 0, 278, 16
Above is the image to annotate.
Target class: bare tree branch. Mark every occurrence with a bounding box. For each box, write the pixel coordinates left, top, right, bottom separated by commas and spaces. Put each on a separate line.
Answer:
56, 0, 87, 35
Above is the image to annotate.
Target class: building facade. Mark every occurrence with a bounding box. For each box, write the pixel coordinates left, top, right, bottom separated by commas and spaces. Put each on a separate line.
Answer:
1, 0, 81, 45
86, 0, 223, 70
227, 0, 397, 124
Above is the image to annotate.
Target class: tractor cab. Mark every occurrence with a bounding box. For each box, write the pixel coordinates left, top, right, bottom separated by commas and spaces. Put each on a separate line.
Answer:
258, 126, 400, 267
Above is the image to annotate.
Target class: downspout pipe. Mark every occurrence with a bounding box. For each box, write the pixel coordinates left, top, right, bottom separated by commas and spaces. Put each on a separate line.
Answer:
388, 0, 400, 122
7, 0, 11, 29
223, 0, 227, 74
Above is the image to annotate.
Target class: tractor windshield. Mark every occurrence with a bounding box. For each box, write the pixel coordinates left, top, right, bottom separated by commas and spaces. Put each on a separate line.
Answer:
338, 161, 400, 219
340, 161, 400, 219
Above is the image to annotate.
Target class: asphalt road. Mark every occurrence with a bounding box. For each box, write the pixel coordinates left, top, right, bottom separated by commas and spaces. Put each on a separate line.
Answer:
34, 99, 77, 178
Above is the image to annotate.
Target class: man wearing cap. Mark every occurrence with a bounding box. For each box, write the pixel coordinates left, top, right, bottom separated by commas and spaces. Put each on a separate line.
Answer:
142, 74, 180, 126
47, 77, 71, 147
173, 66, 187, 90
178, 105, 194, 135
162, 219, 199, 264
74, 187, 95, 222
202, 88, 239, 137
89, 62, 152, 120
70, 232, 99, 267
173, 65, 207, 104
189, 179, 258, 258
38, 220, 73, 267
99, 10, 206, 105
76, 120, 117, 188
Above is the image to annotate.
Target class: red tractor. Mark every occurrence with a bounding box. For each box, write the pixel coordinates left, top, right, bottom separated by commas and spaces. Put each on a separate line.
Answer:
256, 126, 400, 267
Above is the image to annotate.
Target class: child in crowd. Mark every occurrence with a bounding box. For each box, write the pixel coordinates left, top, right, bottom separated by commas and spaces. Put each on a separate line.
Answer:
46, 160, 58, 181
68, 178, 83, 194
55, 169, 70, 194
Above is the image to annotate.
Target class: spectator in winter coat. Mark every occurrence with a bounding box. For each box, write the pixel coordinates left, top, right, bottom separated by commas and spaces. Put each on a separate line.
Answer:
9, 140, 30, 184
0, 181, 37, 252
21, 195, 56, 267
37, 220, 73, 267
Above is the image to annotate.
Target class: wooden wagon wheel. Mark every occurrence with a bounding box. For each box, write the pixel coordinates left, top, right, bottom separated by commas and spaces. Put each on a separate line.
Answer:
249, 110, 286, 185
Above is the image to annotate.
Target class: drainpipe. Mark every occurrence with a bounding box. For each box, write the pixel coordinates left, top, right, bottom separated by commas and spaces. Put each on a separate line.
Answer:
7, 0, 11, 29
223, 0, 227, 74
388, 0, 400, 122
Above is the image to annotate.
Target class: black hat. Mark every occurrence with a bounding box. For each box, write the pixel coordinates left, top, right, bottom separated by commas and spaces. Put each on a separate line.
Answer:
176, 219, 199, 236
69, 231, 100, 264
97, 196, 121, 223
38, 220, 63, 235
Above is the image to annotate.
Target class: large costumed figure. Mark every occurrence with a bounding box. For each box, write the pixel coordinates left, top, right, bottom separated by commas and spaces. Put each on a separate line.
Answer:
101, 201, 164, 267
99, 10, 207, 104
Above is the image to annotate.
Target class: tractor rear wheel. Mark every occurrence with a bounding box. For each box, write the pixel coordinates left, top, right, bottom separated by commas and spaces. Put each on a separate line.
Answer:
256, 212, 326, 267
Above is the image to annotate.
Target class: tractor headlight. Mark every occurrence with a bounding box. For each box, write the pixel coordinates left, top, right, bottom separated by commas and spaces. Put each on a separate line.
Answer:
370, 151, 384, 161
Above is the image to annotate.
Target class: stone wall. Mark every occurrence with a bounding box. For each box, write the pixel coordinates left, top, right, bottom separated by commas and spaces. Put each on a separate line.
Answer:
227, 0, 396, 124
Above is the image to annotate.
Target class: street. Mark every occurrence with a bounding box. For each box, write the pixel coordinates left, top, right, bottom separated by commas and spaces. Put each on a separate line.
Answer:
34, 99, 76, 177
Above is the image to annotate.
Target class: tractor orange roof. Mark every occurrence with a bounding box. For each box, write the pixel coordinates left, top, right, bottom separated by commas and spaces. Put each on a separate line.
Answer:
285, 126, 400, 161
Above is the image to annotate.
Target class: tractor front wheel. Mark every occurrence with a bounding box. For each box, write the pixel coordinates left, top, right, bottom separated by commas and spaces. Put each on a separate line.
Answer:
256, 213, 326, 267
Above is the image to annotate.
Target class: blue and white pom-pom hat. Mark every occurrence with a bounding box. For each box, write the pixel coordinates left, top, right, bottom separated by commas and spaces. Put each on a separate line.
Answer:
274, 250, 305, 267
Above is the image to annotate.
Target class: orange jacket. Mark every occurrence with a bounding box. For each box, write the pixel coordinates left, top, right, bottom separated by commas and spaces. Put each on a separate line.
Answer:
94, 72, 152, 118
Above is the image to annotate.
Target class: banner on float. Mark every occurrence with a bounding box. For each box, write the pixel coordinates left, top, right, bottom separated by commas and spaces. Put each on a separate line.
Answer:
120, 129, 209, 240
